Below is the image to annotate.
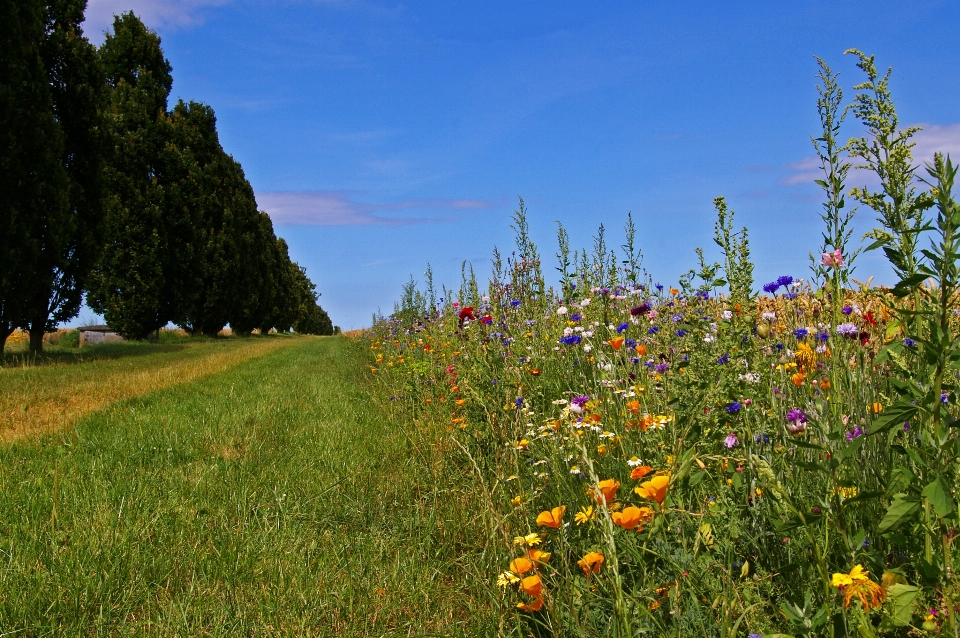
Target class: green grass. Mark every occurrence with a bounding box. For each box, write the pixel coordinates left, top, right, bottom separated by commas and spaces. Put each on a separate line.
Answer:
0, 337, 496, 636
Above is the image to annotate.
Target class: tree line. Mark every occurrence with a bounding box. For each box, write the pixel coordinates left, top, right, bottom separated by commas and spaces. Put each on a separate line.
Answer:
0, 2, 332, 354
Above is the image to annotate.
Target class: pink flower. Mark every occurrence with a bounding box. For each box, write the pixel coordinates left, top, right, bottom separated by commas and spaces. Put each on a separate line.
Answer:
820, 249, 845, 268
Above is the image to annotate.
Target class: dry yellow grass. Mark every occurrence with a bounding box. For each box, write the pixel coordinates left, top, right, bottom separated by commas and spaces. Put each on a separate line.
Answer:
0, 337, 300, 442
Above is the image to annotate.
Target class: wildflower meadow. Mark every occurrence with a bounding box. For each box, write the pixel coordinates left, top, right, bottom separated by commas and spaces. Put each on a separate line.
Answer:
365, 53, 960, 636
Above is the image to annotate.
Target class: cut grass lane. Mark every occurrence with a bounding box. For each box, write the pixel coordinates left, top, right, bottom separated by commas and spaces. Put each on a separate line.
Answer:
0, 336, 496, 636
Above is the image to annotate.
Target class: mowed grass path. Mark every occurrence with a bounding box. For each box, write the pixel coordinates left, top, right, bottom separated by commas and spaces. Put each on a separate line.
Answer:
0, 337, 495, 636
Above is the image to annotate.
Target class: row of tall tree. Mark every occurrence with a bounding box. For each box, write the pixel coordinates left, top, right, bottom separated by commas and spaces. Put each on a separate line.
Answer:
0, 3, 332, 353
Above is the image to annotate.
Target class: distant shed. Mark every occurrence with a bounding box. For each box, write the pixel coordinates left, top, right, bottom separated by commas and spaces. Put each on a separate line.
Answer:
78, 325, 124, 346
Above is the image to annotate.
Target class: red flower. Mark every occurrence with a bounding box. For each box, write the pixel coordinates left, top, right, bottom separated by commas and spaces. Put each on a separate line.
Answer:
458, 307, 476, 321
863, 311, 877, 327
481, 315, 493, 324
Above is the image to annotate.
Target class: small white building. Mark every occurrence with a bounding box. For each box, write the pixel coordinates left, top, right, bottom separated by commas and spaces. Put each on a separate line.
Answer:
78, 325, 124, 346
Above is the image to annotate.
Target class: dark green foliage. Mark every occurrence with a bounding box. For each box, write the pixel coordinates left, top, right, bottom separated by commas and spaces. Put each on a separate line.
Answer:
0, 0, 69, 354
23, 0, 108, 352
87, 12, 174, 340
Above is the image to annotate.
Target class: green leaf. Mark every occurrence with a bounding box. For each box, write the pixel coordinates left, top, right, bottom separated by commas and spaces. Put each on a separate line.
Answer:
877, 493, 921, 534
922, 476, 955, 519
869, 403, 919, 435
885, 583, 919, 627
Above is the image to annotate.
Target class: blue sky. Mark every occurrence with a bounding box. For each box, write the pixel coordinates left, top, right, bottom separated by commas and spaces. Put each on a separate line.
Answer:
81, 0, 960, 329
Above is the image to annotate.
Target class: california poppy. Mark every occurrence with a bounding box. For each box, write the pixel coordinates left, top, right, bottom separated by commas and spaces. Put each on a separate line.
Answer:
519, 574, 542, 597
588, 479, 620, 505
578, 552, 604, 575
635, 344, 647, 356
510, 556, 533, 574
536, 506, 566, 529
612, 505, 653, 531
630, 465, 652, 480
608, 337, 625, 350
635, 475, 669, 504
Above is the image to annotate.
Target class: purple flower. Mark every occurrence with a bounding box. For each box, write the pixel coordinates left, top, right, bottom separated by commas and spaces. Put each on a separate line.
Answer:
631, 303, 651, 316
904, 338, 916, 347
723, 432, 739, 448
571, 395, 590, 407
675, 329, 688, 337
817, 331, 829, 342
717, 353, 730, 365
836, 323, 859, 338
570, 313, 582, 322
510, 299, 521, 307
845, 426, 865, 441
648, 326, 660, 334
625, 339, 636, 347
629, 357, 640, 364
942, 392, 950, 404
617, 322, 629, 333
762, 281, 779, 294
794, 328, 808, 339
842, 305, 853, 315
725, 402, 742, 414
655, 284, 664, 291
515, 397, 524, 407
671, 314, 683, 323
786, 409, 808, 424
654, 362, 669, 373
777, 275, 794, 288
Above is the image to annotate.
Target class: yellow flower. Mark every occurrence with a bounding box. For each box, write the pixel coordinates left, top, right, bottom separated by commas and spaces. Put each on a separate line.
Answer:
596, 444, 608, 455
510, 495, 522, 507
513, 533, 542, 547
574, 506, 596, 525
831, 565, 885, 610
497, 571, 520, 588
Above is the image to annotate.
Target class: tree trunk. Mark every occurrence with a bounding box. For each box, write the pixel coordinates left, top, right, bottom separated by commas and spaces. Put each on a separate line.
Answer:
29, 324, 44, 353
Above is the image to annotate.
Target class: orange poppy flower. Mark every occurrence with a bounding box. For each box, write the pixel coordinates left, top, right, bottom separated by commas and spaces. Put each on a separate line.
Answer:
608, 337, 625, 350
519, 574, 542, 597
626, 400, 641, 415
588, 479, 620, 505
535, 506, 566, 529
529, 368, 542, 376
791, 372, 805, 387
527, 548, 551, 563
517, 595, 544, 612
578, 552, 605, 575
635, 344, 647, 356
635, 475, 669, 504
630, 465, 653, 480
510, 556, 534, 574
612, 505, 653, 531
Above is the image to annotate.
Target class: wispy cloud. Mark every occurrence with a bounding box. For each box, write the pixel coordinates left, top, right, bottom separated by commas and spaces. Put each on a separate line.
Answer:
256, 190, 501, 226
83, 0, 235, 36
779, 122, 960, 187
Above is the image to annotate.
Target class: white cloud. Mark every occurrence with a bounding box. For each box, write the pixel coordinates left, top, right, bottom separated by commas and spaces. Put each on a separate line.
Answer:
83, 0, 234, 38
780, 122, 960, 188
256, 190, 500, 226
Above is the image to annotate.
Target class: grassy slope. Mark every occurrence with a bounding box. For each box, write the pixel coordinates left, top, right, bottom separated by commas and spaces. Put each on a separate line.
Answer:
0, 336, 295, 442
0, 337, 496, 636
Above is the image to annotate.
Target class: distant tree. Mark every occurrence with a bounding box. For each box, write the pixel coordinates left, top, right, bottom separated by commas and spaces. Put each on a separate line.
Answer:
290, 266, 333, 335
0, 0, 69, 354
228, 211, 278, 336
88, 12, 174, 340
22, 0, 108, 352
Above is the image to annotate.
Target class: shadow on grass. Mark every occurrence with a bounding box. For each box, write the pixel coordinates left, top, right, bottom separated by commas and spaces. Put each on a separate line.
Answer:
0, 334, 291, 369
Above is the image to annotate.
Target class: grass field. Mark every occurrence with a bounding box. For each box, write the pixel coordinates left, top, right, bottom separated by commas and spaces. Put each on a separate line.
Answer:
0, 336, 496, 636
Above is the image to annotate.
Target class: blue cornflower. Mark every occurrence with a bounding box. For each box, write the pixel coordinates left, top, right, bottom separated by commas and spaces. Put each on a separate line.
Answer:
510, 299, 521, 307
654, 362, 669, 373
794, 328, 808, 339
817, 331, 829, 342
559, 335, 582, 345
762, 281, 779, 294
774, 343, 784, 351
784, 292, 798, 300
515, 397, 524, 407
726, 402, 742, 414
904, 338, 916, 347
776, 275, 794, 288
942, 392, 950, 404
671, 314, 683, 322
570, 313, 582, 322
842, 305, 853, 315
656, 284, 664, 291
616, 322, 629, 333
675, 329, 688, 337
629, 357, 640, 364
648, 326, 660, 334
625, 339, 636, 348
718, 353, 730, 365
